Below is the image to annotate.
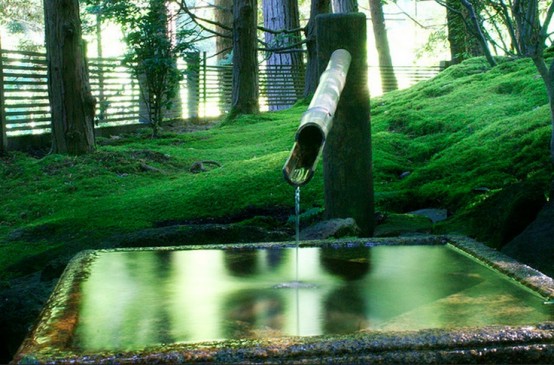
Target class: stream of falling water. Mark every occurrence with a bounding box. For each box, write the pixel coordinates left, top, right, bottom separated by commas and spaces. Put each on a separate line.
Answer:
295, 186, 300, 283
273, 185, 315, 336
294, 186, 301, 335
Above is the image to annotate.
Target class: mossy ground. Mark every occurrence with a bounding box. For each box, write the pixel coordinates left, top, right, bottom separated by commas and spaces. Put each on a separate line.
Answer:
1, 56, 553, 284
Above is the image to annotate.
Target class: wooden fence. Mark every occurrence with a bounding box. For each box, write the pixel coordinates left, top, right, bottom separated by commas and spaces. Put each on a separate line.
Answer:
368, 65, 445, 93
0, 48, 443, 152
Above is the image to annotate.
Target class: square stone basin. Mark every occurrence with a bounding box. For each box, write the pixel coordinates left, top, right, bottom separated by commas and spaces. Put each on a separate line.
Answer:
12, 235, 554, 364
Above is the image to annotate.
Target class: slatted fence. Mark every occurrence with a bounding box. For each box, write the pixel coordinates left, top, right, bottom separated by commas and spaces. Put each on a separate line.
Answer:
1, 50, 50, 137
368, 65, 444, 95
89, 57, 141, 127
0, 48, 443, 152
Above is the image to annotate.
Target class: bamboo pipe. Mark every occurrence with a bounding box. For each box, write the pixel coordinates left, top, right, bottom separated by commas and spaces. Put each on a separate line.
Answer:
283, 49, 351, 186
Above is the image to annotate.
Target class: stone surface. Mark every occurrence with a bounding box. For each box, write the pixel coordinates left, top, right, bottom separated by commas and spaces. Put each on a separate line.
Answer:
11, 236, 554, 365
459, 178, 547, 249
299, 218, 361, 240
503, 199, 554, 278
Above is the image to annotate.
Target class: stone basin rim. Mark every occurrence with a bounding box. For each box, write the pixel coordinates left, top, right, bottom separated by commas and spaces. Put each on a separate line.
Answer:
11, 234, 554, 364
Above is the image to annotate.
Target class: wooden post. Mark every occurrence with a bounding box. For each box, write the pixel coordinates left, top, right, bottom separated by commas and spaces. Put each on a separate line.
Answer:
202, 51, 207, 118
95, 13, 106, 124
186, 51, 200, 121
317, 13, 374, 236
0, 36, 8, 154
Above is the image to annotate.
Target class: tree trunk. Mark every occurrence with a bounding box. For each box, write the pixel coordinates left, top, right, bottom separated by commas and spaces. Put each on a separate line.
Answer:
332, 0, 357, 13
262, 0, 304, 110
215, 0, 233, 112
215, 0, 234, 60
44, 0, 95, 155
317, 13, 374, 236
303, 0, 330, 98
368, 0, 397, 93
95, 13, 106, 123
284, 0, 305, 100
446, 0, 467, 64
231, 0, 259, 116
444, 0, 484, 64
513, 0, 540, 57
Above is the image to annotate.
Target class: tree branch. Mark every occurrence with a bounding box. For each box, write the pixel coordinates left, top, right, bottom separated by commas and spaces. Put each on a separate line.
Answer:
174, 0, 232, 39
257, 38, 308, 53
541, 1, 554, 44
391, 1, 429, 29
460, 0, 497, 66
208, 46, 233, 59
495, 0, 521, 55
257, 25, 305, 35
482, 5, 511, 54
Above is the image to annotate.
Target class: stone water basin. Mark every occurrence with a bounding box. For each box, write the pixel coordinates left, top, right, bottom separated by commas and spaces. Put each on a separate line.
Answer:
12, 235, 554, 364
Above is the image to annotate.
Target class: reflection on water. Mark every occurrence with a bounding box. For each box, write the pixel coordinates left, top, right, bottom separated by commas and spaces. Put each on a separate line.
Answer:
74, 246, 553, 351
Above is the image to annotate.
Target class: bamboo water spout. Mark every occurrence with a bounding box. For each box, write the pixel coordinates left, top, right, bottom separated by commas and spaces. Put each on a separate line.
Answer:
283, 49, 351, 186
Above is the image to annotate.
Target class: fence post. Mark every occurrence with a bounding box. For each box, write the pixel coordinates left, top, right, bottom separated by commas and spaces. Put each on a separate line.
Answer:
0, 38, 8, 154
202, 51, 207, 118
185, 51, 200, 121
317, 13, 375, 236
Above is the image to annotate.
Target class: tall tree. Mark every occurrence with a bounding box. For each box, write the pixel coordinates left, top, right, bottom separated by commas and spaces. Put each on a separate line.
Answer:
445, 0, 482, 64
437, 0, 495, 66
214, 0, 234, 60
44, 0, 96, 154
262, 0, 304, 110
303, 0, 330, 97
214, 0, 234, 111
230, 0, 259, 116
368, 0, 397, 93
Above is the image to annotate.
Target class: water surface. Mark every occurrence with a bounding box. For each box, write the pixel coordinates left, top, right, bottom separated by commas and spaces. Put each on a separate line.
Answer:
74, 245, 552, 351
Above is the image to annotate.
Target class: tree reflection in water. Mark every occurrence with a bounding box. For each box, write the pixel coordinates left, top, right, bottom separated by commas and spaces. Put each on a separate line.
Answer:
73, 246, 552, 351
222, 289, 285, 339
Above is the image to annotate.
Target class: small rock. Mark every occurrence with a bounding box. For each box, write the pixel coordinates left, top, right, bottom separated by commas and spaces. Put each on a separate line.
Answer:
299, 218, 361, 240
408, 209, 448, 224
399, 171, 411, 179
472, 186, 490, 194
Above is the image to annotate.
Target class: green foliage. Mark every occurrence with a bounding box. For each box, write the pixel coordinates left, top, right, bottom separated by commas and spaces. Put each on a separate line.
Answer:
84, 0, 197, 137
1, 56, 553, 280
0, 0, 44, 50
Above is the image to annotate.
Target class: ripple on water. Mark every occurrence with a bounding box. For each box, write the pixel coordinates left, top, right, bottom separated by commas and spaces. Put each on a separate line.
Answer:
272, 281, 318, 289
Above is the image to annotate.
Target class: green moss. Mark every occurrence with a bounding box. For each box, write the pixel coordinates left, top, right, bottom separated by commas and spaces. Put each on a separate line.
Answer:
374, 213, 434, 237
1, 56, 553, 280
